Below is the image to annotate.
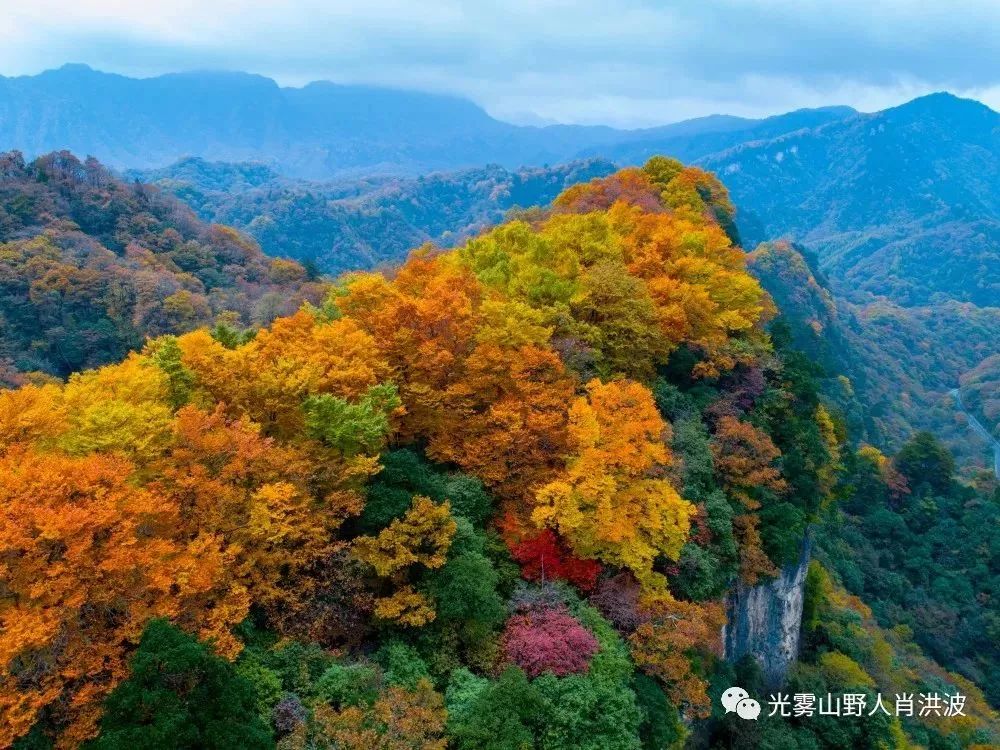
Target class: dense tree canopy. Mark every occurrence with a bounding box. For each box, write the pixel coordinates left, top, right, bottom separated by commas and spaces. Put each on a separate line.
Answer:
1, 156, 994, 749
0, 150, 326, 384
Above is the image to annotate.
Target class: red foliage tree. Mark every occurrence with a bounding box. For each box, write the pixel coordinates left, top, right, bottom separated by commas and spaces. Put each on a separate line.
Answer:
510, 529, 602, 592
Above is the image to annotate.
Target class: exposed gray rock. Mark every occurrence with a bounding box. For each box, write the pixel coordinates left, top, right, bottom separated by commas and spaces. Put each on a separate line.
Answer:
722, 535, 811, 688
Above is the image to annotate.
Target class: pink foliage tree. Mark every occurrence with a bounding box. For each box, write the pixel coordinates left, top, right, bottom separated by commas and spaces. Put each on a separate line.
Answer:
501, 606, 599, 678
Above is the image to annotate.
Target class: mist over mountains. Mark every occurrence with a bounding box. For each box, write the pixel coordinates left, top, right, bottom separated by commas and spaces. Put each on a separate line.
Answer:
0, 64, 854, 178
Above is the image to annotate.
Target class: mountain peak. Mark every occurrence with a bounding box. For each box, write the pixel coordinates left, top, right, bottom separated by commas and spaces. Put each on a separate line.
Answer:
37, 63, 102, 79
156, 69, 280, 90
56, 62, 95, 73
886, 91, 998, 122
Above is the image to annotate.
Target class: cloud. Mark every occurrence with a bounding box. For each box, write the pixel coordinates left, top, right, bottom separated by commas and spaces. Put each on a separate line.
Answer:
2, 1, 999, 126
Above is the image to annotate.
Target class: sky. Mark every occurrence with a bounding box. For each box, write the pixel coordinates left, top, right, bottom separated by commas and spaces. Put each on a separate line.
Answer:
3, 0, 1000, 128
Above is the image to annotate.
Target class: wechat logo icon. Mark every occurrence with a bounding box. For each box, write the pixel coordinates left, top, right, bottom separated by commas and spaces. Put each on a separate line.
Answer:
721, 686, 761, 720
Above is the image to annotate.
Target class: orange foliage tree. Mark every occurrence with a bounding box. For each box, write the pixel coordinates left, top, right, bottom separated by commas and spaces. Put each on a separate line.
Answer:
0, 333, 394, 744
0, 449, 199, 746
532, 379, 694, 585
301, 680, 446, 750
335, 253, 485, 442
338, 254, 576, 501
431, 343, 575, 501
711, 415, 788, 583
178, 310, 391, 438
149, 405, 378, 643
629, 591, 727, 719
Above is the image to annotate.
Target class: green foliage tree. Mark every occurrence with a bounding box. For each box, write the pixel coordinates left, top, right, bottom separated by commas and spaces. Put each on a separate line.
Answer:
87, 620, 272, 750
361, 449, 493, 532
894, 431, 956, 495
446, 667, 545, 750
632, 674, 683, 750
304, 383, 400, 456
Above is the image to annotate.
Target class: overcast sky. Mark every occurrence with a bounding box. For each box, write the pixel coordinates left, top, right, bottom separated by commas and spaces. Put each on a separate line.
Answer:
3, 1, 999, 127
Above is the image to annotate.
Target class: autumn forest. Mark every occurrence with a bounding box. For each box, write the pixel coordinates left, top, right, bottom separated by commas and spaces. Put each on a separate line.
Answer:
0, 146, 996, 750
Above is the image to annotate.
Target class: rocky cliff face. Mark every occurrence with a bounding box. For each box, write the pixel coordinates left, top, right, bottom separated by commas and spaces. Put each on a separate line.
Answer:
722, 536, 812, 688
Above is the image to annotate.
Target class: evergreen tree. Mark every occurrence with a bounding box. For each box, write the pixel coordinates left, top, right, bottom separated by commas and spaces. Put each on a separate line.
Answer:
87, 620, 273, 750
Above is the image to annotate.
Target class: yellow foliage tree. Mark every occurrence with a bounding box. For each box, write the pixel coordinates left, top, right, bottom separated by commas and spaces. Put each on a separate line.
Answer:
532, 379, 694, 584
372, 587, 438, 628
352, 496, 456, 576
352, 496, 456, 627
178, 310, 391, 438
57, 354, 174, 463
0, 382, 66, 448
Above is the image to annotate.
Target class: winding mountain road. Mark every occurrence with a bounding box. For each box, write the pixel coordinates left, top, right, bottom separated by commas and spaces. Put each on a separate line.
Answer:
950, 388, 1000, 479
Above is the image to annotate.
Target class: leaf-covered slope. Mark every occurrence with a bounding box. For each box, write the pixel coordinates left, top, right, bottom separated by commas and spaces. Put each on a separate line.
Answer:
701, 92, 1000, 306
748, 240, 1000, 467
0, 159, 788, 745
0, 159, 995, 750
0, 151, 326, 382
132, 158, 619, 275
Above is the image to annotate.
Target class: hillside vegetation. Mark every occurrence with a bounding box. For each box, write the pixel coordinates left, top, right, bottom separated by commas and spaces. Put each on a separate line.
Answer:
1, 159, 994, 750
0, 151, 326, 384
132, 158, 617, 275
748, 241, 1000, 468
961, 355, 1000, 440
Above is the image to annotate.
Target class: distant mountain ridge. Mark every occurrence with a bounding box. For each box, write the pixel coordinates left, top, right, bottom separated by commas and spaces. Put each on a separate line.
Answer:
130, 157, 618, 274
0, 64, 855, 178
699, 92, 1000, 306
581, 105, 859, 166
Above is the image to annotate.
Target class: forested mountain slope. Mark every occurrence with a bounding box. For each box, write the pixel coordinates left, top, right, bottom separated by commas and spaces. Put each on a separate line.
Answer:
132, 158, 618, 274
700, 94, 1000, 471
961, 355, 1000, 441
1, 159, 995, 750
0, 150, 326, 383
748, 241, 1000, 469
700, 92, 1000, 307
126, 91, 998, 313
